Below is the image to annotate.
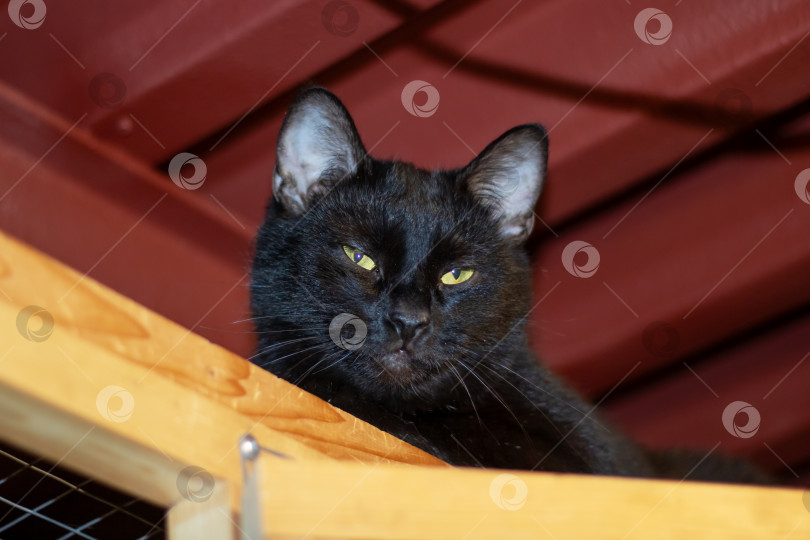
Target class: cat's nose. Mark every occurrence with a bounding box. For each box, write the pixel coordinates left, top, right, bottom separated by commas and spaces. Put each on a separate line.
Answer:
387, 307, 431, 346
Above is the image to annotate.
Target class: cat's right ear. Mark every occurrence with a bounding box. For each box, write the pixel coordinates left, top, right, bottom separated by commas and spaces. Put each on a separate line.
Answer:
272, 88, 366, 214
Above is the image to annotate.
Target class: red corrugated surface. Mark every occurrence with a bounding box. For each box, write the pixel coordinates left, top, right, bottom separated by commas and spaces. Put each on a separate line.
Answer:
1, 0, 808, 482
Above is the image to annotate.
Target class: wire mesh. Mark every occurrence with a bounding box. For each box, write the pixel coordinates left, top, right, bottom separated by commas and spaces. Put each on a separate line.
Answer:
0, 440, 165, 539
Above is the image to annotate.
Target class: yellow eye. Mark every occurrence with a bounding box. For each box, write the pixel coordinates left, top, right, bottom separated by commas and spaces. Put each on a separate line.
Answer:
440, 268, 474, 285
343, 246, 376, 271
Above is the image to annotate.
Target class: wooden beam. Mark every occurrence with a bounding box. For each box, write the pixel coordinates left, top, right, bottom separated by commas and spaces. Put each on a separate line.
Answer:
0, 230, 444, 514
204, 0, 810, 224
0, 78, 256, 356
604, 311, 810, 476
260, 459, 810, 539
0, 383, 184, 508
532, 132, 810, 395
167, 482, 235, 540
0, 0, 444, 163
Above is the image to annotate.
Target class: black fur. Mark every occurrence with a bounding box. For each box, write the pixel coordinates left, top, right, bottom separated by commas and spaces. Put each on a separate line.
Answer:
250, 88, 769, 482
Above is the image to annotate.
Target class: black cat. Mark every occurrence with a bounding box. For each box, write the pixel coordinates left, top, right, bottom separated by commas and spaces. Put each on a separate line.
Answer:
250, 87, 767, 482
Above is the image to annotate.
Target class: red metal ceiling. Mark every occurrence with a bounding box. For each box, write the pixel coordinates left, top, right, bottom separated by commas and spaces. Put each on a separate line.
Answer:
1, 0, 809, 483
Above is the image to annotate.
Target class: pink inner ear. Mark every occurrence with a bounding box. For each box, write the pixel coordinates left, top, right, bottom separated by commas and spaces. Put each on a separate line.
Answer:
463, 125, 547, 236
272, 89, 366, 213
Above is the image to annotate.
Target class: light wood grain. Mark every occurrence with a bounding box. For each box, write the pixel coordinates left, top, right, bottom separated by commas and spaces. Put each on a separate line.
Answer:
167, 482, 235, 540
2, 229, 807, 540
261, 459, 810, 539
0, 229, 443, 514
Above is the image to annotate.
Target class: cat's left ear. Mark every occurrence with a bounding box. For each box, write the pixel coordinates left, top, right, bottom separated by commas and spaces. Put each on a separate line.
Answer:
273, 87, 366, 214
463, 124, 548, 241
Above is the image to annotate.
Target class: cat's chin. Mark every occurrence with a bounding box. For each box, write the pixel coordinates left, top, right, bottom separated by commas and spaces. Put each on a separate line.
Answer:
375, 350, 422, 387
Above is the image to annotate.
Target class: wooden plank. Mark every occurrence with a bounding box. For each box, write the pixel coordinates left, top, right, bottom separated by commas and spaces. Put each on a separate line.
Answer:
530, 134, 810, 395
167, 483, 235, 540
204, 0, 810, 224
0, 230, 444, 511
0, 78, 255, 356
260, 459, 810, 539
604, 311, 810, 477
2, 384, 231, 540
0, 0, 443, 163
0, 383, 184, 508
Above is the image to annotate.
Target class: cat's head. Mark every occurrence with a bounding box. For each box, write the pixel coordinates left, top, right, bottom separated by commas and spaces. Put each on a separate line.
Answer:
251, 87, 547, 407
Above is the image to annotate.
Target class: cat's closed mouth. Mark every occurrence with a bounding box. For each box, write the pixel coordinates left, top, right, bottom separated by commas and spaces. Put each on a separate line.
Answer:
376, 350, 417, 385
